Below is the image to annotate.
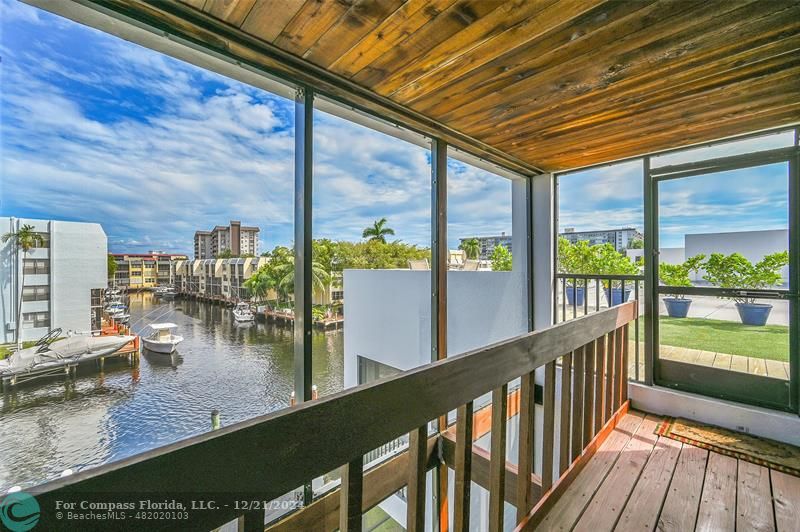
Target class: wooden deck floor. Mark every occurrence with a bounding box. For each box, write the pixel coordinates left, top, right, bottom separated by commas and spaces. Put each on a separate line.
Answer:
536, 410, 800, 531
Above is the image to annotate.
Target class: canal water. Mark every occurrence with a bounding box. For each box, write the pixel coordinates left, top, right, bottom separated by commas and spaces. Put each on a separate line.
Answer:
0, 292, 344, 491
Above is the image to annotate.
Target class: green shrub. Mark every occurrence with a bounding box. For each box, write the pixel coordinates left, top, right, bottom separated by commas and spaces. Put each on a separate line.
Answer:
702, 251, 788, 304
658, 254, 705, 299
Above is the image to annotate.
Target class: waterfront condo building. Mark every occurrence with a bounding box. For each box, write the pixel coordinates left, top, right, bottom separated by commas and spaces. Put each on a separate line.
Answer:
112, 252, 188, 290
559, 226, 643, 252
193, 220, 260, 259
1, 217, 107, 343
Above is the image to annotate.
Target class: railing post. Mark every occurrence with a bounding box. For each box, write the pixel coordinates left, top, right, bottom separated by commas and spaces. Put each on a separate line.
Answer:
489, 384, 508, 532
453, 401, 474, 532
516, 371, 536, 523
339, 456, 363, 532
541, 360, 556, 491
407, 425, 428, 532
558, 353, 572, 474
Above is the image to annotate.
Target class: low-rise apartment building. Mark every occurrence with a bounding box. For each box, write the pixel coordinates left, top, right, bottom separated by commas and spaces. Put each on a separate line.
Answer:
458, 232, 512, 260
1, 217, 107, 343
560, 226, 642, 252
112, 252, 188, 290
171, 257, 342, 305
193, 220, 260, 259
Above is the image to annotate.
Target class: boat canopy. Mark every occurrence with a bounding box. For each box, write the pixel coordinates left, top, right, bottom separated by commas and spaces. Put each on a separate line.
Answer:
149, 323, 178, 330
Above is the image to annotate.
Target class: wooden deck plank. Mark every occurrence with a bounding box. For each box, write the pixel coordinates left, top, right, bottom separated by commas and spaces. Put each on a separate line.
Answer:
572, 416, 661, 532
730, 354, 749, 373
537, 411, 646, 530
696, 452, 738, 532
750, 358, 767, 376
657, 444, 709, 532
695, 350, 717, 367
615, 435, 682, 531
771, 469, 800, 532
736, 460, 775, 532
765, 359, 789, 380
713, 352, 733, 370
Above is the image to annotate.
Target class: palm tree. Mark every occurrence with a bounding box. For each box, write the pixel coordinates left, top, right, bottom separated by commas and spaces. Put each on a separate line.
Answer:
459, 238, 481, 260
362, 218, 395, 243
2, 224, 45, 348
274, 258, 330, 300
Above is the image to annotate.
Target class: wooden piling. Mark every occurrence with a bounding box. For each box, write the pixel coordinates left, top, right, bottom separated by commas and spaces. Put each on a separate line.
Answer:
211, 409, 221, 431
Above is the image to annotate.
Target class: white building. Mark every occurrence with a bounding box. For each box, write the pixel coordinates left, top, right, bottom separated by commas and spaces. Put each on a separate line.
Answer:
560, 227, 642, 252
626, 229, 789, 284
1, 217, 107, 343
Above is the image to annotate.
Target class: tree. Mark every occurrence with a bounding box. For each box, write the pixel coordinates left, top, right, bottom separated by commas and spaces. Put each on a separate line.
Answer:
216, 248, 233, 259
2, 224, 45, 348
362, 218, 395, 243
459, 238, 481, 259
658, 254, 705, 299
107, 254, 118, 280
593, 243, 639, 288
628, 238, 644, 249
703, 251, 788, 304
490, 245, 512, 271
273, 258, 331, 300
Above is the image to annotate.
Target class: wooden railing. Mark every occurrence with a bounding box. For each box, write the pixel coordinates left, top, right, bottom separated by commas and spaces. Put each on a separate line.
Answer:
555, 273, 644, 382
24, 302, 637, 532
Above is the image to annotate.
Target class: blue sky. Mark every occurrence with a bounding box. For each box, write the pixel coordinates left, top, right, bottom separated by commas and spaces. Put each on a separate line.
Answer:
2, 1, 790, 257
0, 0, 511, 256
558, 137, 792, 248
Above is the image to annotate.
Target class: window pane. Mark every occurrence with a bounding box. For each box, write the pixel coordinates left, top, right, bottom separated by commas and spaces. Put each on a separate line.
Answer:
0, 2, 296, 492
650, 130, 795, 168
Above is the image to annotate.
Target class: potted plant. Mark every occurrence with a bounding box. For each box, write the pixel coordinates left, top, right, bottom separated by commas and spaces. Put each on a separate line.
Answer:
557, 238, 594, 306
702, 251, 789, 326
594, 243, 640, 306
658, 254, 705, 318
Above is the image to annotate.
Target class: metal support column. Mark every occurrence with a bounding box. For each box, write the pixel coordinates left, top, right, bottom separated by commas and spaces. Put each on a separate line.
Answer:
431, 138, 448, 531
294, 85, 314, 504
643, 156, 657, 386
790, 128, 799, 413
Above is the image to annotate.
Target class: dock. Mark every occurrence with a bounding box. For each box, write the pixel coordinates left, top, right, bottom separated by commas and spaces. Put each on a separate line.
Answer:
0, 322, 140, 389
262, 310, 343, 330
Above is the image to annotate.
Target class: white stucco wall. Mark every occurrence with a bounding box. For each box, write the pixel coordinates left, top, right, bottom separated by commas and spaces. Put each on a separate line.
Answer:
1, 218, 107, 342
343, 269, 528, 388
51, 220, 107, 335
686, 229, 789, 283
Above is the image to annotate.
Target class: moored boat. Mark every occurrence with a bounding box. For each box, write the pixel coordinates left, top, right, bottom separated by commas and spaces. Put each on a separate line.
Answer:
232, 302, 255, 322
141, 323, 183, 354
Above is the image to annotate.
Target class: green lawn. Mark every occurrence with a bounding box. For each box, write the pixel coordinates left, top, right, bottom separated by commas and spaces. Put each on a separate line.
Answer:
640, 317, 789, 362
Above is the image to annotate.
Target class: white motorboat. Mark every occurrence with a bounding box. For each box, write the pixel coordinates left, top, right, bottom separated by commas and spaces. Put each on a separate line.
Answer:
233, 302, 255, 322
110, 312, 130, 324
0, 329, 136, 382
154, 286, 178, 299
141, 323, 183, 354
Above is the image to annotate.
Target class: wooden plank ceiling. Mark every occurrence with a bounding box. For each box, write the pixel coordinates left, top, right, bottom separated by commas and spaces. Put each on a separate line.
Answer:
176, 0, 800, 172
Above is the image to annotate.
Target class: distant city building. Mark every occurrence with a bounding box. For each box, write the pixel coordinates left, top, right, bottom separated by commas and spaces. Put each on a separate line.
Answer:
193, 220, 260, 259
112, 252, 188, 290
1, 217, 107, 342
459, 232, 512, 260
560, 227, 642, 252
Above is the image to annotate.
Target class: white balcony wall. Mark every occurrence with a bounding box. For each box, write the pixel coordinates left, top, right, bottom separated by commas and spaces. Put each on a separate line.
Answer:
343, 269, 527, 388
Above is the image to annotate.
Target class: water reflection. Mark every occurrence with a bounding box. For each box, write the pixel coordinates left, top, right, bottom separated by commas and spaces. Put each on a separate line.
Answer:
0, 292, 343, 490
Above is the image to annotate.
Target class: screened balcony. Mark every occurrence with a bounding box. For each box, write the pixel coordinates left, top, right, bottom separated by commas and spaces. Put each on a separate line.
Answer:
9, 1, 800, 531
